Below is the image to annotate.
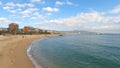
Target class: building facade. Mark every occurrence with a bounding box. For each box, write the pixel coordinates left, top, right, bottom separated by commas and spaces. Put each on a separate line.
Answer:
9, 23, 19, 32
23, 26, 29, 33
23, 26, 35, 33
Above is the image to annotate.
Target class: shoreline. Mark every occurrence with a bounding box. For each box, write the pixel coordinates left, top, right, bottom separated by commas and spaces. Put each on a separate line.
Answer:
27, 41, 43, 68
27, 35, 55, 68
0, 34, 57, 68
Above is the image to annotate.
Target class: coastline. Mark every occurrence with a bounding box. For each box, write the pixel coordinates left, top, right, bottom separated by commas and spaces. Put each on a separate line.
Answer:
0, 34, 57, 68
27, 40, 43, 68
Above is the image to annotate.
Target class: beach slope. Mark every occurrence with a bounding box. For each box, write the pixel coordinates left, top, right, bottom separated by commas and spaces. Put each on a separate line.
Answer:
0, 35, 55, 68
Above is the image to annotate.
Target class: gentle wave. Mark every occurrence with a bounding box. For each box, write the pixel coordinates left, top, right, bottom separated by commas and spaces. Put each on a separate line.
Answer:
27, 41, 43, 68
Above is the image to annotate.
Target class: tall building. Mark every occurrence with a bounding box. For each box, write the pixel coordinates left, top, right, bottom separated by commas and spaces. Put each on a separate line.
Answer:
9, 23, 19, 32
23, 26, 29, 33
23, 26, 35, 33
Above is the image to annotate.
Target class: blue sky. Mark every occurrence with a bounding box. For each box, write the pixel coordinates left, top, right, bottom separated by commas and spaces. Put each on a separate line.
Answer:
0, 0, 120, 33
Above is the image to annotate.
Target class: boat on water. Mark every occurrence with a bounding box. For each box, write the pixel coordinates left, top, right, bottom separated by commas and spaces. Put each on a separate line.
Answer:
59, 34, 63, 36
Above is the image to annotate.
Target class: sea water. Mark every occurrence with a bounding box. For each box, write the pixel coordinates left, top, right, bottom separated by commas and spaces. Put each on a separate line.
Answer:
27, 34, 120, 68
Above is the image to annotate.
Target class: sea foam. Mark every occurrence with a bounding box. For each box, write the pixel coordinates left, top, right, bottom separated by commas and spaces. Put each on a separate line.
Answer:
27, 41, 43, 68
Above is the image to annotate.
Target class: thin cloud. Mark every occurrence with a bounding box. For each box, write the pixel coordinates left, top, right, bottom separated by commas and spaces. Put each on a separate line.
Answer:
66, 1, 73, 5
110, 5, 120, 14
0, 18, 10, 23
0, 17, 20, 24
0, 1, 2, 5
3, 2, 35, 14
3, 2, 40, 18
55, 1, 64, 5
21, 8, 39, 15
30, 0, 41, 2
30, 0, 45, 4
43, 7, 59, 12
2, 2, 51, 19
55, 0, 78, 6
5, 2, 35, 8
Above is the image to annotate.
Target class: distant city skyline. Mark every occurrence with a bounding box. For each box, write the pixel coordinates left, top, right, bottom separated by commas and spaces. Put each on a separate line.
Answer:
0, 0, 120, 33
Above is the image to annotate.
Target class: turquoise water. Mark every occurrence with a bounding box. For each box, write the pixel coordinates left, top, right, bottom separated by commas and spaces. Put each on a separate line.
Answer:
29, 34, 120, 68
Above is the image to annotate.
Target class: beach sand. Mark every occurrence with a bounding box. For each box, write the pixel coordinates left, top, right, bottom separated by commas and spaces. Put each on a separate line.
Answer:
0, 34, 56, 68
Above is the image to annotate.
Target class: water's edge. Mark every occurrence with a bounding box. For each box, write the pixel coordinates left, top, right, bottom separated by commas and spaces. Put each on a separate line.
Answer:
27, 35, 59, 68
27, 39, 43, 68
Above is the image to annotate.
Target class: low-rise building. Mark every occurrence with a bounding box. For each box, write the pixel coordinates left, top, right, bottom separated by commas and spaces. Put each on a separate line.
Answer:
0, 27, 8, 32
34, 28, 40, 33
47, 30, 53, 34
0, 27, 9, 35
0, 27, 2, 31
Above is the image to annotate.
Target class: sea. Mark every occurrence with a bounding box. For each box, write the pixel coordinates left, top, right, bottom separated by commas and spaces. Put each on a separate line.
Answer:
27, 34, 120, 68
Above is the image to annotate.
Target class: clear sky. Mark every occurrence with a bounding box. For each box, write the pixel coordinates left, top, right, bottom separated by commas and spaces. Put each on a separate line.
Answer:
0, 0, 120, 33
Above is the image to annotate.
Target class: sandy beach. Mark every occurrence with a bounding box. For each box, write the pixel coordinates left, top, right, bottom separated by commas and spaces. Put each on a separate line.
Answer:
0, 34, 56, 68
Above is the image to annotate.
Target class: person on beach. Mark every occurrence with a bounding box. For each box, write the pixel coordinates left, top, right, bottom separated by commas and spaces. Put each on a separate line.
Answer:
22, 36, 25, 38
